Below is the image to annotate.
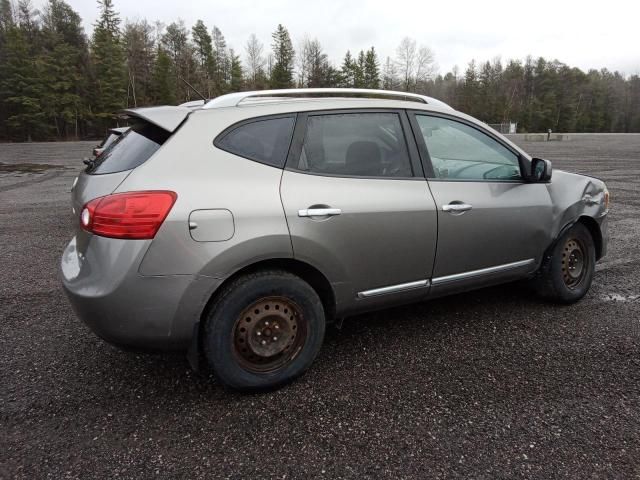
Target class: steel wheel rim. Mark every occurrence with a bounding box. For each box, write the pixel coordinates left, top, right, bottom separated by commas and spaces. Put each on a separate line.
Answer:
232, 296, 307, 373
561, 237, 586, 289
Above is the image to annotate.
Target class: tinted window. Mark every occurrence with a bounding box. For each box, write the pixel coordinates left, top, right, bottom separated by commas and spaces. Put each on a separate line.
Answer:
416, 115, 521, 181
295, 113, 412, 178
217, 116, 295, 168
87, 122, 169, 175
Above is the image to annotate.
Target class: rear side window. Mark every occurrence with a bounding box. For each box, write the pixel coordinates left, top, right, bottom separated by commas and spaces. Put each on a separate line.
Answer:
215, 116, 295, 168
294, 113, 413, 178
87, 122, 170, 175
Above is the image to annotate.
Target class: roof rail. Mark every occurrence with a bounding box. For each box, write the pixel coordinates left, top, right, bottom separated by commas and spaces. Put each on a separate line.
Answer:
202, 88, 452, 110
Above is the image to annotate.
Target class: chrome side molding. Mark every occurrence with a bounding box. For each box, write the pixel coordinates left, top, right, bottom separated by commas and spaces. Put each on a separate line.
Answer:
358, 279, 430, 298
431, 258, 535, 286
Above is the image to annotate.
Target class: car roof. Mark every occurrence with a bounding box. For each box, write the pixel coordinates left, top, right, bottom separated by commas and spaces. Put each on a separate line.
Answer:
201, 88, 453, 110
123, 89, 455, 134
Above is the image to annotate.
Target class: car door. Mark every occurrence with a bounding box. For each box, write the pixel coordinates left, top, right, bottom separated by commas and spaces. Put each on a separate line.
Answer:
409, 112, 554, 296
280, 110, 438, 314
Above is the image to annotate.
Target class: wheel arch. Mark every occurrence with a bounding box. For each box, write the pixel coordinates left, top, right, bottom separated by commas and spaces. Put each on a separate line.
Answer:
576, 216, 603, 260
200, 257, 337, 325
546, 215, 603, 262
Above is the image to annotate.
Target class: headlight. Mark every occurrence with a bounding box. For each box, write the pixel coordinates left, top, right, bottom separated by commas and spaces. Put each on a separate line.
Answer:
603, 187, 610, 210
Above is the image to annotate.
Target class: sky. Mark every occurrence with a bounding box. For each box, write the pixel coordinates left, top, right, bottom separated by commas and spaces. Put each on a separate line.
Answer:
33, 0, 640, 75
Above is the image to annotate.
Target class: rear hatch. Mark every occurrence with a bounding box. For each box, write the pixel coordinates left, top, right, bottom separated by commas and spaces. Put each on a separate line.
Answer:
72, 106, 191, 214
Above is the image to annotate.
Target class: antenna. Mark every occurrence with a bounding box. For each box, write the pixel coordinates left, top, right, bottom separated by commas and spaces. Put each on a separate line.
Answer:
179, 77, 207, 102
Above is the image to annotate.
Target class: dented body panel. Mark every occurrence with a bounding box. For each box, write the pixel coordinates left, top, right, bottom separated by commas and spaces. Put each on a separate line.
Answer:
546, 170, 609, 256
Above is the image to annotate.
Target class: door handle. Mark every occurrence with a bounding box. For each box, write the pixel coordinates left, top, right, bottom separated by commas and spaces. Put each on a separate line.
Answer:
442, 203, 472, 213
298, 208, 342, 217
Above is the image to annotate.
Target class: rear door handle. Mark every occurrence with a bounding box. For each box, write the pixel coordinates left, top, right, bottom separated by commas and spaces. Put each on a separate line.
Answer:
442, 203, 472, 213
298, 208, 342, 217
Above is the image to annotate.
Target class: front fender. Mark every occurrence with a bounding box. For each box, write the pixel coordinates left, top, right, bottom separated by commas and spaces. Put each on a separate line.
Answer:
546, 170, 608, 257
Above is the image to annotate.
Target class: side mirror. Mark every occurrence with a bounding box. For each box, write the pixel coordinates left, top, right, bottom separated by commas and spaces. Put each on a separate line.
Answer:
531, 157, 552, 182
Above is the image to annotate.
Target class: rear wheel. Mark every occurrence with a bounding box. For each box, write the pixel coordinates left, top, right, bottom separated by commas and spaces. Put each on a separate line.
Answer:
203, 270, 325, 391
534, 222, 596, 303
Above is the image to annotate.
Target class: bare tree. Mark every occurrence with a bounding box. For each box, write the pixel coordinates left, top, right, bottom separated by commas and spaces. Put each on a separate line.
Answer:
395, 37, 416, 91
305, 38, 330, 87
245, 33, 265, 89
123, 19, 156, 106
382, 56, 399, 90
414, 46, 437, 92
296, 36, 311, 87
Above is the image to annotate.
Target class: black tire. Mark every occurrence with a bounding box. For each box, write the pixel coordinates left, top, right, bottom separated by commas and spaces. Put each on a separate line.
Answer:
534, 222, 596, 304
203, 270, 325, 391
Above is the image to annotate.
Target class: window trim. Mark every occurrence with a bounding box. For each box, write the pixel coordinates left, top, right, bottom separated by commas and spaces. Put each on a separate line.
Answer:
213, 113, 297, 169
284, 108, 424, 180
407, 110, 529, 183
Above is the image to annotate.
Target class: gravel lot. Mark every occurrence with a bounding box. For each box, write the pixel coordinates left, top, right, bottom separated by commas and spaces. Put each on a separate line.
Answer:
1, 135, 640, 479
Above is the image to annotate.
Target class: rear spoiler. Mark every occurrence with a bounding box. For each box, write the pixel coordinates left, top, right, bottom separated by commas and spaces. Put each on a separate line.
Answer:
122, 106, 192, 133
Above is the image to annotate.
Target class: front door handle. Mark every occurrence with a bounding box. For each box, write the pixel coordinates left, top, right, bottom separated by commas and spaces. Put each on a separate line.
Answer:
298, 208, 342, 217
442, 203, 473, 213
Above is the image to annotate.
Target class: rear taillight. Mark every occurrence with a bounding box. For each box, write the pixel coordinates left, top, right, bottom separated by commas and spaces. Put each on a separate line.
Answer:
80, 191, 177, 239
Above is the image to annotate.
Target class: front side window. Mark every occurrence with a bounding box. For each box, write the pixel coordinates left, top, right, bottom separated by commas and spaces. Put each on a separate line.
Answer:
416, 115, 521, 181
294, 113, 413, 178
216, 116, 295, 168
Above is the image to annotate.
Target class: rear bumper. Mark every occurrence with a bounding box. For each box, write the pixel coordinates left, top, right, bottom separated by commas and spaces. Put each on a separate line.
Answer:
61, 235, 221, 351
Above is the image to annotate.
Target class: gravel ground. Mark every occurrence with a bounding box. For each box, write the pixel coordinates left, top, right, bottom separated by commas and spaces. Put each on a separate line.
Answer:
1, 135, 640, 479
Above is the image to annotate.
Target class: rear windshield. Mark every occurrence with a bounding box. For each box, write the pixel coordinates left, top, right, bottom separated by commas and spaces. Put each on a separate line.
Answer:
86, 122, 170, 175
98, 132, 119, 151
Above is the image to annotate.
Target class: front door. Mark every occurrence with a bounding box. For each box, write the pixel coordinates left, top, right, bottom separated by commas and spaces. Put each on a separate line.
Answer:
410, 113, 553, 295
280, 110, 438, 313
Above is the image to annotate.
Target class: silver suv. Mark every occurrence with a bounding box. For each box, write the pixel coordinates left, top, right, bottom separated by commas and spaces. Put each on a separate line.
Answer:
61, 88, 609, 390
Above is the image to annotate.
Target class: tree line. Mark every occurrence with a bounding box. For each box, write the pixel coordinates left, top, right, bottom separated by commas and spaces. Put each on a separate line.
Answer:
1, 0, 639, 141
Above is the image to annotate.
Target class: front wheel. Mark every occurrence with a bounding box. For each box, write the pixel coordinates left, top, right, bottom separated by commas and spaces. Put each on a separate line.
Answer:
534, 222, 596, 304
203, 270, 325, 391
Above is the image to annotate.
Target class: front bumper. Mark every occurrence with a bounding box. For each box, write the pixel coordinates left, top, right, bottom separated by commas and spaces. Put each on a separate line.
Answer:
61, 235, 220, 351
596, 212, 609, 260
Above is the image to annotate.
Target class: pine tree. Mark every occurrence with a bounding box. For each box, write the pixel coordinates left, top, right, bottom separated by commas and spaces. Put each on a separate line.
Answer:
192, 19, 214, 97
0, 0, 15, 139
91, 0, 125, 131
363, 47, 380, 89
151, 46, 175, 105
229, 48, 243, 92
212, 26, 228, 95
354, 50, 366, 88
270, 24, 294, 88
0, 25, 47, 140
461, 60, 480, 118
41, 0, 90, 138
340, 50, 355, 87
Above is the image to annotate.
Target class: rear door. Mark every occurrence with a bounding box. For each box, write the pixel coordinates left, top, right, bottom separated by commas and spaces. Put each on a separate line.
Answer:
409, 112, 553, 295
280, 110, 438, 313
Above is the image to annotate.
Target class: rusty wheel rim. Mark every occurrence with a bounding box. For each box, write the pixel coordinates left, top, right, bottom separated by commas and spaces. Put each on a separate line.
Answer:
561, 237, 586, 289
232, 296, 307, 373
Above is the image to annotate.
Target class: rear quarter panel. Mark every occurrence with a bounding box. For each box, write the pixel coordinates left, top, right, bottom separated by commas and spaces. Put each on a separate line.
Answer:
117, 109, 293, 278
